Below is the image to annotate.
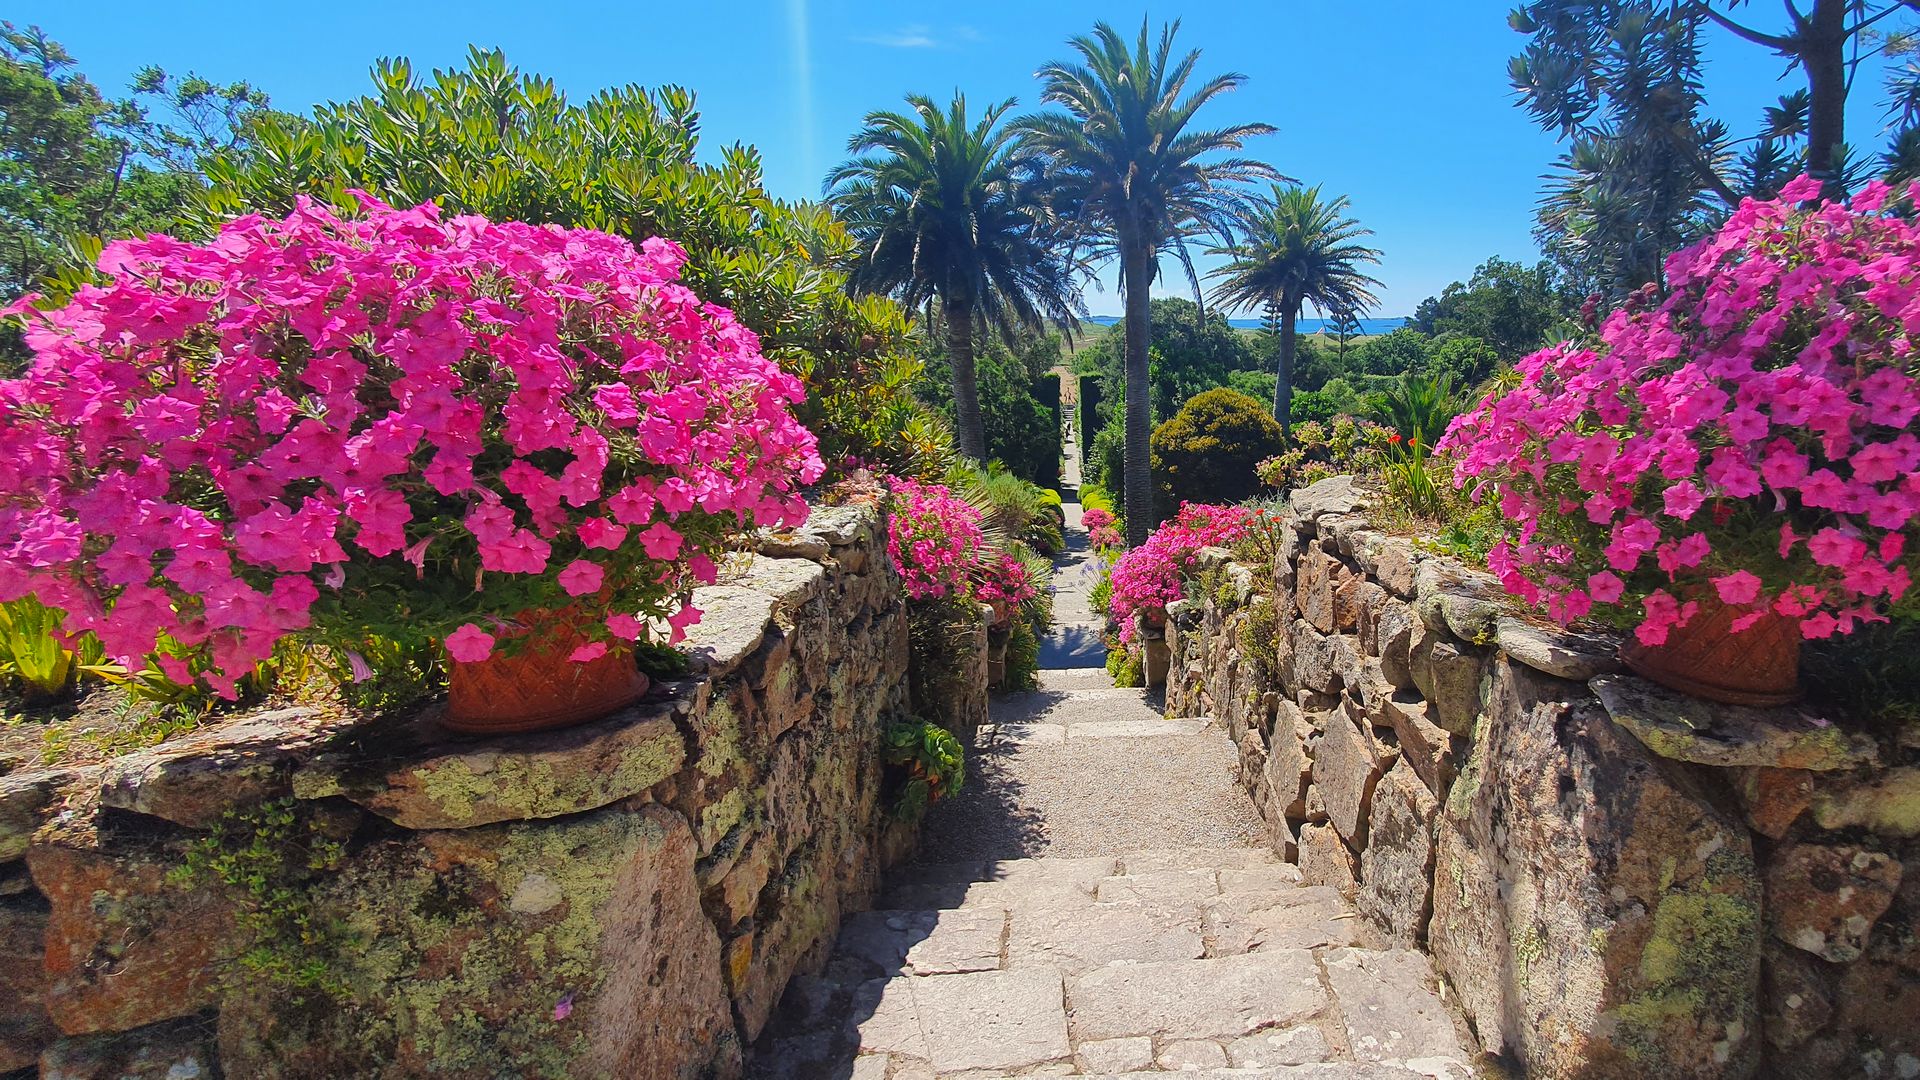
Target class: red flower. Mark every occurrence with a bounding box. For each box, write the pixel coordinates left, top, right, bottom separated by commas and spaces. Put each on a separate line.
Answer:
1389, 433, 1404, 445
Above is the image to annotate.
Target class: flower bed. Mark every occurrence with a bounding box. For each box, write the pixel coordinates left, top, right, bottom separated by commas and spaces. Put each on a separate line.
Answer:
0, 197, 822, 698
1444, 176, 1920, 647
1107, 502, 1253, 642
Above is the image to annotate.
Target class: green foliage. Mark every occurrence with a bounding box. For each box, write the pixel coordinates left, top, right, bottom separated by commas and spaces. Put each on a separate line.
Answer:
1150, 388, 1285, 517
1287, 383, 1360, 426
1003, 618, 1042, 693
1352, 328, 1432, 377
826, 93, 1084, 460
884, 719, 966, 819
0, 597, 106, 704
1367, 372, 1461, 446
170, 798, 353, 1003
0, 24, 270, 364
195, 47, 942, 477
1106, 644, 1144, 687
922, 337, 1062, 487
1239, 596, 1280, 679
1410, 257, 1570, 362
1804, 616, 1920, 734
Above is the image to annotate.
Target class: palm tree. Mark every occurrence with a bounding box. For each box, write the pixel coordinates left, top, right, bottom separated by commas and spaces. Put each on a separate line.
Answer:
827, 93, 1084, 461
1207, 184, 1383, 437
1018, 19, 1277, 545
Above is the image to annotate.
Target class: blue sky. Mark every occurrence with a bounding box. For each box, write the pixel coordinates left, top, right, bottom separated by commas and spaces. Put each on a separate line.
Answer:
15, 1, 1909, 316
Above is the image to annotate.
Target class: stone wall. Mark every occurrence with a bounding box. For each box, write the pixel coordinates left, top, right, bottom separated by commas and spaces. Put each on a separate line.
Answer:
0, 502, 936, 1079
1165, 477, 1918, 1080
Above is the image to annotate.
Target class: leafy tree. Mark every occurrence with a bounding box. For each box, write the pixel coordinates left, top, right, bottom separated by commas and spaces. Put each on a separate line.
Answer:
0, 24, 265, 303
1019, 19, 1278, 545
919, 332, 1061, 486
1206, 184, 1382, 436
826, 93, 1083, 460
1426, 333, 1503, 389
1076, 297, 1263, 423
196, 48, 943, 477
1511, 1, 1920, 297
1354, 327, 1432, 377
1150, 388, 1284, 519
1409, 256, 1569, 361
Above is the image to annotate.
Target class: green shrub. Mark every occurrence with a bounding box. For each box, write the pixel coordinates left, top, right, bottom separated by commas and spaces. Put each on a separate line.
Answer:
1150, 388, 1285, 519
194, 48, 945, 478
1003, 618, 1041, 693
1106, 645, 1143, 688
884, 719, 966, 819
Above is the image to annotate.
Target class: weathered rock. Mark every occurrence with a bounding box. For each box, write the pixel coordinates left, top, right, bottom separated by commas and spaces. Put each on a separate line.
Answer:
1065, 950, 1329, 1041
836, 907, 1007, 978
221, 804, 740, 1080
1765, 841, 1902, 963
1332, 576, 1372, 634
1297, 823, 1359, 901
1430, 659, 1761, 1079
39, 1014, 217, 1080
1265, 702, 1314, 831
1323, 948, 1466, 1071
1408, 631, 1484, 736
1290, 620, 1342, 695
1202, 884, 1358, 954
1313, 706, 1396, 849
1007, 902, 1202, 974
909, 968, 1070, 1074
1591, 674, 1878, 771
1289, 475, 1370, 526
1298, 547, 1338, 633
99, 707, 352, 828
1, 766, 95, 863
1413, 561, 1506, 645
1366, 598, 1417, 691
1366, 692, 1457, 801
28, 838, 233, 1035
1357, 762, 1438, 948
1078, 1036, 1155, 1073
1493, 617, 1624, 681
1226, 1024, 1336, 1068
293, 700, 688, 830
1157, 1038, 1231, 1069
0, 896, 57, 1070
1733, 767, 1814, 840
1760, 940, 1834, 1054
1807, 767, 1920, 837
1828, 952, 1920, 1080
1354, 532, 1422, 598
680, 584, 778, 678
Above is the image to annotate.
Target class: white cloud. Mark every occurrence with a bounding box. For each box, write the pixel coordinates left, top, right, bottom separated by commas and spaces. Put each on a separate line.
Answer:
855, 24, 980, 49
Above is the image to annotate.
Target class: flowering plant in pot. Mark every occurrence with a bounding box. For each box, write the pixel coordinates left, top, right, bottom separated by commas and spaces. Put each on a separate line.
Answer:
1442, 176, 1920, 706
1107, 502, 1252, 645
0, 197, 822, 732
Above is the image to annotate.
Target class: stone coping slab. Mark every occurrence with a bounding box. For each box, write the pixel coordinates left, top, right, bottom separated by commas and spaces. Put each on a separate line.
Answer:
292, 685, 693, 829
1591, 673, 1877, 771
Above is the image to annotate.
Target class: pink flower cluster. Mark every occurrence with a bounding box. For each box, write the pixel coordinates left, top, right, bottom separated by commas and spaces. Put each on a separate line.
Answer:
1107, 503, 1251, 643
1081, 508, 1123, 550
0, 197, 823, 694
1442, 175, 1920, 645
885, 479, 987, 601
974, 552, 1039, 611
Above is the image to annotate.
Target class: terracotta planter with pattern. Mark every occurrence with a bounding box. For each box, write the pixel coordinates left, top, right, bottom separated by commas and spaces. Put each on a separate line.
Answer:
1618, 595, 1800, 707
443, 609, 648, 735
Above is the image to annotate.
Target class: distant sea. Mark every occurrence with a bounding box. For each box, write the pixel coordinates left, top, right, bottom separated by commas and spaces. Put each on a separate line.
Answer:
1084, 315, 1407, 335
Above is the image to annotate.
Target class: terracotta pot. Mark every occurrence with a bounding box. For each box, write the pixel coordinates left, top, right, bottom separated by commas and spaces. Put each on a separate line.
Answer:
443, 609, 649, 736
1618, 594, 1800, 707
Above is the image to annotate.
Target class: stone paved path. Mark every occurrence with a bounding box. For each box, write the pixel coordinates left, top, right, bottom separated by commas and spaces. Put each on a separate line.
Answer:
749, 504, 1479, 1078
1041, 414, 1107, 670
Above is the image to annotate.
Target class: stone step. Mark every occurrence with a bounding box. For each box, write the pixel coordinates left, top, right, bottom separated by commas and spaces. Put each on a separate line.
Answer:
762, 946, 1469, 1079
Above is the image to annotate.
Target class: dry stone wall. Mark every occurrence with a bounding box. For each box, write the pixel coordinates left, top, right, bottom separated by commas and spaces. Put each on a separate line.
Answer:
1165, 476, 1918, 1080
0, 502, 951, 1080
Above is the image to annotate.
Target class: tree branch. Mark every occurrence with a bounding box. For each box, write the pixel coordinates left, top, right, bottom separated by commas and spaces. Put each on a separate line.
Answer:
1701, 5, 1800, 51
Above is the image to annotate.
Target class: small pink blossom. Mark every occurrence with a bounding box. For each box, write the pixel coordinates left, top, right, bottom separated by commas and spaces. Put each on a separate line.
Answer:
445, 624, 496, 663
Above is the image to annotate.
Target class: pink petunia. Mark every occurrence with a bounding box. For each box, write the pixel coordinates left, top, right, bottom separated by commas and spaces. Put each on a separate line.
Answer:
445, 623, 496, 663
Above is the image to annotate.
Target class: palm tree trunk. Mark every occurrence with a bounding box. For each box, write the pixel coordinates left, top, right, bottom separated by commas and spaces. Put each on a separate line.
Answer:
946, 298, 986, 461
1122, 236, 1155, 546
1802, 0, 1848, 197
1274, 301, 1297, 440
